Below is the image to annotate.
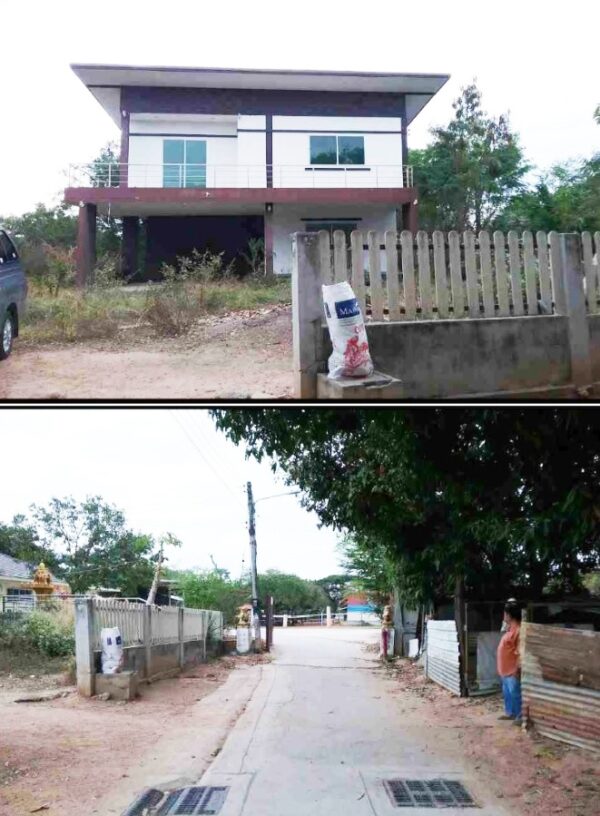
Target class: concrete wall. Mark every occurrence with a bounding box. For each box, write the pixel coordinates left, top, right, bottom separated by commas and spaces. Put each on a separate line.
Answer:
272, 115, 403, 188
293, 232, 597, 399
76, 599, 224, 696
125, 112, 404, 190
321, 315, 571, 398
588, 315, 600, 380
128, 114, 239, 188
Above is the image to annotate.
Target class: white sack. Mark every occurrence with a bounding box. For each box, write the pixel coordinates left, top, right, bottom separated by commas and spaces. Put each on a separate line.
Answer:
100, 627, 123, 674
322, 281, 374, 379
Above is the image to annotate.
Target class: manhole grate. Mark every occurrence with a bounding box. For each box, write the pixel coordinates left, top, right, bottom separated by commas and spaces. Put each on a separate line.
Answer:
123, 786, 229, 816
384, 779, 477, 808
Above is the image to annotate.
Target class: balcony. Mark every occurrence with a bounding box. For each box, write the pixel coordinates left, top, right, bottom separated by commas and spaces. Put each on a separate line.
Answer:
67, 162, 414, 190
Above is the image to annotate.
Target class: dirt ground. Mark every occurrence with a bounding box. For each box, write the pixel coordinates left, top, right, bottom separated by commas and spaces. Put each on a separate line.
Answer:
0, 305, 293, 400
382, 656, 599, 816
0, 655, 269, 816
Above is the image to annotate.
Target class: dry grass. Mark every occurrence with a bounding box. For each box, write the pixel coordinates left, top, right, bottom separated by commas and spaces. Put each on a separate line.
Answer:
21, 277, 291, 343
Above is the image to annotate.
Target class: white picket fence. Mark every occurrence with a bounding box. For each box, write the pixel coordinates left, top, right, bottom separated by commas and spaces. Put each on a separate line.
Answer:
151, 605, 180, 645
90, 597, 223, 649
317, 229, 600, 322
92, 597, 145, 648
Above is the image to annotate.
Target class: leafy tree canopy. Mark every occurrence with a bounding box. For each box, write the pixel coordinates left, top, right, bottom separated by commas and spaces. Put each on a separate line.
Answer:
0, 517, 61, 573
28, 496, 173, 596
212, 409, 600, 606
259, 569, 329, 615
410, 82, 529, 232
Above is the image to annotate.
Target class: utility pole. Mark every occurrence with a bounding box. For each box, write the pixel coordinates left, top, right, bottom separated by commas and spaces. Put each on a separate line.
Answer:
246, 481, 259, 618
146, 539, 164, 606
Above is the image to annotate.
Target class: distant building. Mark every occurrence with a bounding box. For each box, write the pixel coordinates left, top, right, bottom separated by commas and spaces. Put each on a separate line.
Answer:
344, 592, 380, 625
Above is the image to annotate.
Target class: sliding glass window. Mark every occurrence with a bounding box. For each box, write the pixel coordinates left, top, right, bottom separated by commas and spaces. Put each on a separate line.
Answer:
309, 135, 365, 166
163, 139, 207, 188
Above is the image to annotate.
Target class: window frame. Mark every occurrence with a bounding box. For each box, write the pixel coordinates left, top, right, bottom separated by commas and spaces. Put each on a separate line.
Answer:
162, 139, 207, 188
309, 134, 366, 167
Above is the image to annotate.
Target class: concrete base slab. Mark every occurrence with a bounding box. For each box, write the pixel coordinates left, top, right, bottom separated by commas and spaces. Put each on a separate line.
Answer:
317, 371, 404, 400
95, 670, 139, 701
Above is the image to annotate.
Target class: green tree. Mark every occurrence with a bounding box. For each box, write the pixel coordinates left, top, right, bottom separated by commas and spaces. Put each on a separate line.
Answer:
212, 409, 600, 606
497, 157, 600, 233
258, 570, 329, 614
178, 569, 249, 626
29, 496, 163, 595
0, 517, 61, 573
410, 82, 529, 232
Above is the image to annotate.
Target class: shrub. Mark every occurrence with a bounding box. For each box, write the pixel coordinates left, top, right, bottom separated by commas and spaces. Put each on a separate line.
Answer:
143, 283, 206, 336
41, 245, 77, 295
0, 608, 75, 658
23, 610, 75, 657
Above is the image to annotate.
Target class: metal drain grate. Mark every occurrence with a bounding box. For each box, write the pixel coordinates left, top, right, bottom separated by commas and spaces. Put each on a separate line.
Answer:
384, 779, 477, 808
122, 786, 229, 816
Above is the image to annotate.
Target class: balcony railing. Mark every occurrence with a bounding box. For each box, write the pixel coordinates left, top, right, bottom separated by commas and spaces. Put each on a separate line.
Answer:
67, 163, 414, 190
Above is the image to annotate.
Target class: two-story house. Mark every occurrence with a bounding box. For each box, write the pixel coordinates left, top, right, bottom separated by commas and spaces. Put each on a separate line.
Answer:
65, 64, 449, 282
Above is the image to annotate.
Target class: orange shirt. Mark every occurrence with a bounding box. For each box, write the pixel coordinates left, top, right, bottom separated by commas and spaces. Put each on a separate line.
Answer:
497, 623, 521, 677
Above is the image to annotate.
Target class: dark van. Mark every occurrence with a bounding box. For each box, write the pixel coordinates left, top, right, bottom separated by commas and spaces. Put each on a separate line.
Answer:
0, 228, 27, 359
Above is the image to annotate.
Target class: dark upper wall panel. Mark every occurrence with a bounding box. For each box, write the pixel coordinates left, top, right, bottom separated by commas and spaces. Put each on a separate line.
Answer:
121, 86, 406, 118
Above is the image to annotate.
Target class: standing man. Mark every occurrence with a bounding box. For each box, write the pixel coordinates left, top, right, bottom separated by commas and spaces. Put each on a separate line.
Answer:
497, 602, 522, 725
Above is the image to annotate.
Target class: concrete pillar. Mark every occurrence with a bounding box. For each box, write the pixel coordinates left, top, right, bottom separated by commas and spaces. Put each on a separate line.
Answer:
143, 605, 152, 681
76, 204, 97, 288
119, 109, 130, 188
326, 606, 332, 627
283, 614, 288, 628
74, 598, 95, 697
178, 606, 185, 670
121, 216, 139, 280
559, 234, 592, 387
291, 232, 325, 398
264, 204, 274, 276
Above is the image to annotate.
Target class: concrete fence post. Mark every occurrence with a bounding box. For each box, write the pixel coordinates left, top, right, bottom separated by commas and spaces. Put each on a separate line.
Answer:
143, 605, 152, 681
559, 233, 592, 387
74, 597, 95, 697
178, 607, 185, 670
292, 232, 325, 398
326, 606, 332, 627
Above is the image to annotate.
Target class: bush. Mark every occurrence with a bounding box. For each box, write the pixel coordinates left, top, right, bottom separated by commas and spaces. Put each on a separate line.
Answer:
143, 283, 206, 336
0, 608, 75, 658
23, 611, 75, 657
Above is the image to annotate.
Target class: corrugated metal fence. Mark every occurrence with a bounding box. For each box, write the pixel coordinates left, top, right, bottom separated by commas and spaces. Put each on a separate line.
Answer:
425, 620, 462, 695
522, 622, 600, 752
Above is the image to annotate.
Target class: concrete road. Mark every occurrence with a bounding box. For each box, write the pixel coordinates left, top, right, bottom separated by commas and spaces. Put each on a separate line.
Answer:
202, 626, 511, 816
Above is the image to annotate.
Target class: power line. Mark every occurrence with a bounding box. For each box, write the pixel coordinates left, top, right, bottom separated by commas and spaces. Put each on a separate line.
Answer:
170, 410, 241, 503
177, 411, 243, 500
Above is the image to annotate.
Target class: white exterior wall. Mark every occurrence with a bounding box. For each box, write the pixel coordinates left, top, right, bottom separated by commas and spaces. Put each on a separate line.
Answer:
272, 115, 403, 189
237, 116, 267, 187
272, 205, 397, 276
124, 113, 403, 189
128, 114, 239, 187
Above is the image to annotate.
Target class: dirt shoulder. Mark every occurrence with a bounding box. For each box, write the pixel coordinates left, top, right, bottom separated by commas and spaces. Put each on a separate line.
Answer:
381, 657, 599, 816
0, 655, 269, 816
0, 305, 293, 400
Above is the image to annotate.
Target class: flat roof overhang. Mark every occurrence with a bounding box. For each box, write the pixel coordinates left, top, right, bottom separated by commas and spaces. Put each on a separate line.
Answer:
64, 186, 417, 217
71, 63, 450, 126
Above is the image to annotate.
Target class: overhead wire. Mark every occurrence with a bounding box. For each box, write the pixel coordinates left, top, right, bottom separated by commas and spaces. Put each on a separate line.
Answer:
170, 410, 242, 503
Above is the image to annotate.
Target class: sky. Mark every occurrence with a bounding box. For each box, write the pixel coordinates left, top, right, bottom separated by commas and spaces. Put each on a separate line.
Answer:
0, 0, 598, 216
0, 409, 343, 580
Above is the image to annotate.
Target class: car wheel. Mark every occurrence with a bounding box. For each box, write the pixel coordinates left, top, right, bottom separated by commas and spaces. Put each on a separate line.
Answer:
0, 311, 14, 360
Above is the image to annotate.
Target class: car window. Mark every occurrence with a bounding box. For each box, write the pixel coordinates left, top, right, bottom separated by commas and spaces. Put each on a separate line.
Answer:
0, 231, 18, 262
